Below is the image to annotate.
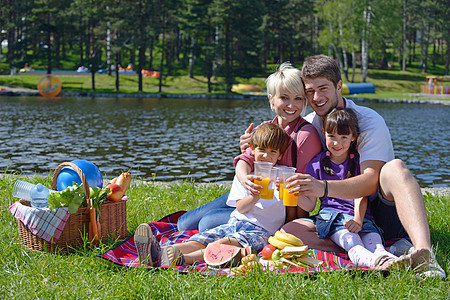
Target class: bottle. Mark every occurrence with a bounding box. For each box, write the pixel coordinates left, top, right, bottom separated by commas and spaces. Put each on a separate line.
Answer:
12, 180, 37, 201
30, 183, 50, 208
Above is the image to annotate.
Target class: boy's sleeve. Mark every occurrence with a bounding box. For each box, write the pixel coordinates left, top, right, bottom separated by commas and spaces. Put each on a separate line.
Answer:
226, 176, 249, 207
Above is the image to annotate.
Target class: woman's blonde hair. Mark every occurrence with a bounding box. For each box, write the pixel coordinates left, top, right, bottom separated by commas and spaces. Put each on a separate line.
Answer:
265, 62, 306, 115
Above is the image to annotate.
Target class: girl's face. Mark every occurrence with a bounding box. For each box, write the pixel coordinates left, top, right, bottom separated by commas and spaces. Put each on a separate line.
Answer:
251, 146, 282, 165
325, 130, 356, 162
269, 89, 305, 128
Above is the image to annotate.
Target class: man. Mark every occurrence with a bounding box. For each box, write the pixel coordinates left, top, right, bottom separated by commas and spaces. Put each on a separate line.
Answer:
280, 54, 445, 278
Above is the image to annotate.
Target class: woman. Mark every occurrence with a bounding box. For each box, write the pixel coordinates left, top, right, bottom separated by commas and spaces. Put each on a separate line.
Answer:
177, 62, 322, 231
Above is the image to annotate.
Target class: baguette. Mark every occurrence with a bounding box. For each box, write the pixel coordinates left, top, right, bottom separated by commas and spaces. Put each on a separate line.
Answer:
280, 245, 309, 254
115, 172, 132, 193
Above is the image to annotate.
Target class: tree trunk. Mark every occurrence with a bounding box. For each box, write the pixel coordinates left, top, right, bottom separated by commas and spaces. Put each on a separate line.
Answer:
401, 0, 407, 71
115, 52, 120, 92
445, 39, 449, 75
339, 19, 348, 82
361, 0, 371, 82
46, 13, 52, 74
188, 35, 195, 78
138, 45, 144, 91
148, 37, 154, 71
351, 51, 356, 82
159, 0, 165, 93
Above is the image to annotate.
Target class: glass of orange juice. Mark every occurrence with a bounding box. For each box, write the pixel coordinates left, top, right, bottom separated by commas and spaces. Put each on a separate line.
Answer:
254, 161, 274, 199
280, 167, 297, 206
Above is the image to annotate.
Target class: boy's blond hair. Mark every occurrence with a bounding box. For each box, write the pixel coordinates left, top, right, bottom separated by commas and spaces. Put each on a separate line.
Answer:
250, 123, 290, 154
265, 62, 306, 115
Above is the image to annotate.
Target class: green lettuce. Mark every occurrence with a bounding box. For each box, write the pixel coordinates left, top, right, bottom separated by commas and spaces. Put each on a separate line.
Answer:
47, 183, 85, 214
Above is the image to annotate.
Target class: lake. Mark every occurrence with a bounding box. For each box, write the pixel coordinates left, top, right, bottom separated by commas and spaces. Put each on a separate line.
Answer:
1, 96, 448, 187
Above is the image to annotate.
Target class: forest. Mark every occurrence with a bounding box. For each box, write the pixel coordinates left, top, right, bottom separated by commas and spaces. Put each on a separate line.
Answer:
1, 0, 449, 92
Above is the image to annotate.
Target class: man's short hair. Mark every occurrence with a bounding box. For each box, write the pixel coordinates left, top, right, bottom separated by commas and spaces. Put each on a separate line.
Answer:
301, 55, 342, 87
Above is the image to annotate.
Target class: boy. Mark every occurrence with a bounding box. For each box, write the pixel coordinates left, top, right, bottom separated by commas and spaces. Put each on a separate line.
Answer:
134, 122, 290, 266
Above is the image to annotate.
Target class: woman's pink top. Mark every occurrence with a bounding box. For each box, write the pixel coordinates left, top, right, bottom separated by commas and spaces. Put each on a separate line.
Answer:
234, 116, 322, 173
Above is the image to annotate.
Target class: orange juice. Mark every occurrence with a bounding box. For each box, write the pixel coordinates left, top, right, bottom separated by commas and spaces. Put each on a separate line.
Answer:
279, 183, 284, 200
254, 177, 274, 199
283, 187, 297, 206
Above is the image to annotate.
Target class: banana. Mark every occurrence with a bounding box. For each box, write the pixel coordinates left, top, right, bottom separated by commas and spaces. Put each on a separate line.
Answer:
274, 231, 304, 246
268, 236, 296, 250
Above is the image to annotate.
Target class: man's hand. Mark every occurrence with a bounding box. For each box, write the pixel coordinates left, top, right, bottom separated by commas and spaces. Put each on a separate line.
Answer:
286, 173, 326, 198
240, 123, 254, 153
344, 220, 362, 233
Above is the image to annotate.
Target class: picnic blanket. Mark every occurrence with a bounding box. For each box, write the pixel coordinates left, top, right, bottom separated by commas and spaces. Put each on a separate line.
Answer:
9, 201, 70, 243
99, 211, 370, 275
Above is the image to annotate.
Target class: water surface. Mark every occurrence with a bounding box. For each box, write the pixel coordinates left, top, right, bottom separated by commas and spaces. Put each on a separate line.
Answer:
1, 96, 448, 187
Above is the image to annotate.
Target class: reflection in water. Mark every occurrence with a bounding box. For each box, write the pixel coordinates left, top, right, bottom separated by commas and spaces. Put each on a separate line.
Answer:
1, 96, 448, 187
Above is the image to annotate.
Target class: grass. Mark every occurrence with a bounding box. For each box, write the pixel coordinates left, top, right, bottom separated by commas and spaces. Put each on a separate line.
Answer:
0, 173, 448, 299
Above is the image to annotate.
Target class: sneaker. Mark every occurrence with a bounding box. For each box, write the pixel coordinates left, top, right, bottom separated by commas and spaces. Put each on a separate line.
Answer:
389, 238, 413, 257
134, 223, 161, 266
372, 255, 396, 271
409, 248, 446, 279
160, 245, 185, 267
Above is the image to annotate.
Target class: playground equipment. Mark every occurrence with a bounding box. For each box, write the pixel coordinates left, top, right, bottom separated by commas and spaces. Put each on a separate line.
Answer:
37, 75, 62, 97
342, 83, 375, 95
420, 76, 450, 95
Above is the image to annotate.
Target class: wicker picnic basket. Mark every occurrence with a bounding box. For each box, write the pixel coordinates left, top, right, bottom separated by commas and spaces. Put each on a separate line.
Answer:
17, 162, 127, 251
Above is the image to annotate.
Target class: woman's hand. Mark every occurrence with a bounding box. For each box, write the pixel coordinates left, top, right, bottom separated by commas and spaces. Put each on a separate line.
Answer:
285, 173, 326, 198
240, 123, 254, 153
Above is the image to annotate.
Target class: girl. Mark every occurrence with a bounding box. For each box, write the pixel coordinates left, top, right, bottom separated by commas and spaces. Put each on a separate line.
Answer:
298, 107, 427, 270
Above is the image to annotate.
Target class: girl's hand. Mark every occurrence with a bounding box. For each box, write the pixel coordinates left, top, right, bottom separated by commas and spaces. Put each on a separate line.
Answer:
244, 174, 262, 195
285, 173, 326, 198
344, 220, 362, 233
240, 123, 254, 153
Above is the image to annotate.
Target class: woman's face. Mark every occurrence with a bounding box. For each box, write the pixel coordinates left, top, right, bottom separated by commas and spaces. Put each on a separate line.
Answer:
269, 89, 305, 128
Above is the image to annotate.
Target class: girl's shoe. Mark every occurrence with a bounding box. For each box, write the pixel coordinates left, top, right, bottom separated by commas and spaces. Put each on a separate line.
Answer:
372, 255, 396, 271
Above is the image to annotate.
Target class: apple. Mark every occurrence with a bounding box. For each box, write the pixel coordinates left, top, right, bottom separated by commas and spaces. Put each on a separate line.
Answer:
107, 183, 124, 201
260, 244, 277, 260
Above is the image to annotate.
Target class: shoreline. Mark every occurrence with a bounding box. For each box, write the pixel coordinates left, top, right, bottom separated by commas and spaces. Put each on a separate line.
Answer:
2, 174, 448, 196
0, 85, 449, 105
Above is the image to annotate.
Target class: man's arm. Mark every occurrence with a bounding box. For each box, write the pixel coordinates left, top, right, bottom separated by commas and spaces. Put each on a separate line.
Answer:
288, 160, 385, 199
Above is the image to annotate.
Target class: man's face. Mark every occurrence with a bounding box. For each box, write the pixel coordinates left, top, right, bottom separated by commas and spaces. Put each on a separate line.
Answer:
304, 77, 342, 117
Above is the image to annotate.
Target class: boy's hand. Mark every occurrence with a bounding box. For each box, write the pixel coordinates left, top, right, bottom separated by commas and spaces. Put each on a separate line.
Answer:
244, 174, 262, 195
240, 123, 254, 153
344, 220, 362, 233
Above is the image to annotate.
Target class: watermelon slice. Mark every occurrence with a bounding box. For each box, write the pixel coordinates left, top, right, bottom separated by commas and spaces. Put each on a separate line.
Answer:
241, 246, 257, 257
204, 243, 243, 269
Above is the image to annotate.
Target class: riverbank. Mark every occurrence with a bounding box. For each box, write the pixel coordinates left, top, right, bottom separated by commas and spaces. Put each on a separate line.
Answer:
1, 84, 449, 105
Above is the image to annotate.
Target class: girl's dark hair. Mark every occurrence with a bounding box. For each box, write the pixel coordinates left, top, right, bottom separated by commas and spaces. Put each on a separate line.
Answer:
321, 108, 359, 177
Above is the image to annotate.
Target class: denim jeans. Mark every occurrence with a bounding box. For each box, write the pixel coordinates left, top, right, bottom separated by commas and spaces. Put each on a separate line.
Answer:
176, 192, 234, 232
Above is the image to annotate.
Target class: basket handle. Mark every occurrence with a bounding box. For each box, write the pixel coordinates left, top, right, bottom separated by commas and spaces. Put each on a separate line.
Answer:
51, 162, 91, 208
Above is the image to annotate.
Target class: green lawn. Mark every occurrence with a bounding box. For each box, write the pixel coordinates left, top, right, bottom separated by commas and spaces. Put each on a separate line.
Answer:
1, 62, 449, 100
0, 174, 448, 299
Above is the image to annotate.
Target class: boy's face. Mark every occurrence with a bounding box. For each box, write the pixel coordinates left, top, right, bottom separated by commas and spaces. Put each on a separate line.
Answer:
251, 146, 282, 165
